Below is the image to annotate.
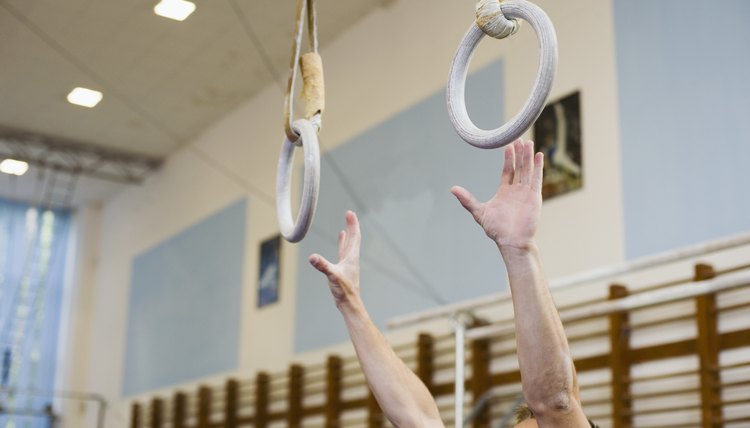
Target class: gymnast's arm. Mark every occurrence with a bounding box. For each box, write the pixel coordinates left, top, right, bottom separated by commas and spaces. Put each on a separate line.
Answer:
451, 139, 589, 427
309, 211, 444, 428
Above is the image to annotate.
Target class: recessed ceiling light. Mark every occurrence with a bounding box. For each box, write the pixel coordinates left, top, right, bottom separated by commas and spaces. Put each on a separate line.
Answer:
154, 0, 196, 21
67, 87, 103, 108
0, 159, 29, 176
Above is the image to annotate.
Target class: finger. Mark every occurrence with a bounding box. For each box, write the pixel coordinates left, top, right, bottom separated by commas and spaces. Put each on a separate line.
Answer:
309, 254, 336, 278
512, 139, 525, 184
344, 210, 361, 257
523, 140, 535, 185
451, 186, 483, 216
500, 144, 515, 186
532, 152, 544, 192
337, 230, 347, 261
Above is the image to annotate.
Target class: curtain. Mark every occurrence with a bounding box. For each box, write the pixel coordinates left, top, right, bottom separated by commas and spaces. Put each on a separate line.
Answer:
0, 199, 72, 428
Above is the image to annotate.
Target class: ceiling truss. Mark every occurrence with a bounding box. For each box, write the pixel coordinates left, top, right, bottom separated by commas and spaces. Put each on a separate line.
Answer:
0, 127, 163, 185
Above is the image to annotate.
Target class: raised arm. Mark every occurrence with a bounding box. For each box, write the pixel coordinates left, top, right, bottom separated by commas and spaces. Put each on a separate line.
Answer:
309, 211, 444, 428
451, 139, 589, 427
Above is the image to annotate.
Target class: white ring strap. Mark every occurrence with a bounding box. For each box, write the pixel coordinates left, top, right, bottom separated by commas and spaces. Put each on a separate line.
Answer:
447, 0, 558, 149
276, 119, 321, 243
284, 0, 324, 143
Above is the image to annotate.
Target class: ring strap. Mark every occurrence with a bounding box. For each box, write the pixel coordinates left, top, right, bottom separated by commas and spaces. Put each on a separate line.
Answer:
284, 0, 325, 142
300, 53, 325, 119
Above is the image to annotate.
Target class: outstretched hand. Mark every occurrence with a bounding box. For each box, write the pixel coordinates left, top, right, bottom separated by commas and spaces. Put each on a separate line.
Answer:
451, 139, 543, 251
309, 211, 362, 310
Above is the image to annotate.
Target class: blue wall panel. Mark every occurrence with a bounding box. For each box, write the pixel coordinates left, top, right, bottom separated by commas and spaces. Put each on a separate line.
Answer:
295, 60, 509, 352
615, 0, 750, 258
123, 199, 246, 396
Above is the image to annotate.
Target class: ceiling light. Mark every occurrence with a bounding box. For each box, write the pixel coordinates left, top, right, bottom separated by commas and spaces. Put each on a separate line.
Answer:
0, 159, 29, 176
154, 0, 196, 21
67, 87, 103, 108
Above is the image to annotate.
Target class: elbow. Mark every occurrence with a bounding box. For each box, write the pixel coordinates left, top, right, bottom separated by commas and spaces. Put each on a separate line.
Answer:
524, 356, 580, 417
388, 409, 443, 428
525, 390, 578, 418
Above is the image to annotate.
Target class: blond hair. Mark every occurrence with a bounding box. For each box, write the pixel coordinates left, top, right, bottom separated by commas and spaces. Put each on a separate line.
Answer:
513, 403, 598, 427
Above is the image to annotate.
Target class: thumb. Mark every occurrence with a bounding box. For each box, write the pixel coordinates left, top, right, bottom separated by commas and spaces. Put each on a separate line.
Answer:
451, 186, 482, 216
309, 254, 336, 278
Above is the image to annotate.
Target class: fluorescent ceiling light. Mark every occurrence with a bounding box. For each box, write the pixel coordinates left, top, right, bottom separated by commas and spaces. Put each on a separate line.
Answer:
0, 159, 29, 176
67, 87, 103, 108
154, 0, 196, 21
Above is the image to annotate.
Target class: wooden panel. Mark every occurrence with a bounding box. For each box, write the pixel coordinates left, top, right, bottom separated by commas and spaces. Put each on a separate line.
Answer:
149, 398, 163, 428
128, 267, 750, 428
224, 379, 239, 428
288, 364, 304, 427
256, 372, 270, 428
173, 392, 186, 428
608, 284, 632, 428
694, 264, 721, 428
417, 333, 435, 392
367, 391, 384, 428
325, 356, 342, 428
197, 386, 211, 428
130, 403, 142, 428
470, 330, 491, 428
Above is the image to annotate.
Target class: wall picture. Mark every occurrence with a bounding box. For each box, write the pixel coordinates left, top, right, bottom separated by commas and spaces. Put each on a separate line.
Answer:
258, 234, 281, 308
533, 91, 583, 199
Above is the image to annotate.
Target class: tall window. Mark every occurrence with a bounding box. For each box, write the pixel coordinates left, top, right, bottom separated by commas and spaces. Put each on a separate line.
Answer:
0, 199, 72, 428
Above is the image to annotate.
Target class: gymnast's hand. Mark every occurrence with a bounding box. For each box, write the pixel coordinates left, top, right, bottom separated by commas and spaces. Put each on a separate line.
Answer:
309, 211, 362, 310
451, 139, 543, 251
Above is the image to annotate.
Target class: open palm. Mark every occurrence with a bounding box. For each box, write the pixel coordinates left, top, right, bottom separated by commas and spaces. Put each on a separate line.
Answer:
452, 139, 543, 250
309, 211, 362, 308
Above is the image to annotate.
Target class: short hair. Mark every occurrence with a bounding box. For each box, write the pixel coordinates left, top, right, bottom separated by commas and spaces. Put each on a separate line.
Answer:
514, 403, 599, 427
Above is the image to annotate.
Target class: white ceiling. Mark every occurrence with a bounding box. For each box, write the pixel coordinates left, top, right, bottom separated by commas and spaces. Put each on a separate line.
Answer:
0, 0, 389, 207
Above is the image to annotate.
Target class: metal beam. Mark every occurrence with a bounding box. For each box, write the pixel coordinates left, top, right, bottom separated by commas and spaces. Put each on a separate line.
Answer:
0, 126, 163, 185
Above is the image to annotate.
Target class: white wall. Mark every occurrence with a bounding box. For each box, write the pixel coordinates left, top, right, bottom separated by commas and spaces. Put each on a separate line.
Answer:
56, 204, 103, 427
63, 0, 626, 426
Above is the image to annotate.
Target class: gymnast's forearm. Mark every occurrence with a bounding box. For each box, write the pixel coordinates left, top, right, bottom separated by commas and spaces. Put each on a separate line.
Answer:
338, 298, 444, 428
500, 243, 580, 414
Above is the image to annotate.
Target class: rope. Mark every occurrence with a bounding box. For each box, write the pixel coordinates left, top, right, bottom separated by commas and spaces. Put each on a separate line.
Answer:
284, 0, 325, 142
475, 0, 520, 40
277, 0, 325, 242
447, 0, 558, 149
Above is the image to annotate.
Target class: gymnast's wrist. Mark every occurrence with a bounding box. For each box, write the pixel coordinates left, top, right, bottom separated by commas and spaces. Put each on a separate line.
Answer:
336, 295, 366, 316
497, 240, 538, 258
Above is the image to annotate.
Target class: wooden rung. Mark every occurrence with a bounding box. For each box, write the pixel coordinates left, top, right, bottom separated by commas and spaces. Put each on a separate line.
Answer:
630, 313, 696, 330
720, 378, 750, 388
566, 328, 609, 342
627, 386, 699, 400
720, 300, 750, 313
629, 368, 697, 383
623, 403, 700, 416
720, 360, 750, 370
720, 397, 750, 406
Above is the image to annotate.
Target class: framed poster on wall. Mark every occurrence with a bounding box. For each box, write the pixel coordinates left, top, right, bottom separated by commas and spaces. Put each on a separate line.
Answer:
533, 91, 583, 200
258, 234, 281, 308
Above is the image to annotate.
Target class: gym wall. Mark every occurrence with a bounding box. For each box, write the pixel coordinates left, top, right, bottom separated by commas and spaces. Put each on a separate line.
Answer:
58, 0, 750, 426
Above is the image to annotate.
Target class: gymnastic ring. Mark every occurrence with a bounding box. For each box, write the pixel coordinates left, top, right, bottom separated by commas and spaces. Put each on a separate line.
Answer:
276, 118, 321, 243
447, 0, 558, 149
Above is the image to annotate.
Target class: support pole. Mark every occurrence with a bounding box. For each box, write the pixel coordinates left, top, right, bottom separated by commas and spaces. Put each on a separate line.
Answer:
453, 314, 470, 428
608, 284, 632, 428
255, 372, 270, 428
130, 403, 142, 428
224, 380, 239, 428
470, 320, 491, 428
173, 392, 186, 428
694, 264, 721, 428
325, 355, 342, 428
288, 364, 304, 428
